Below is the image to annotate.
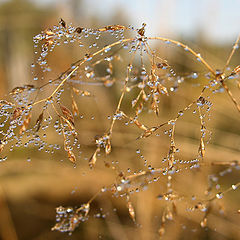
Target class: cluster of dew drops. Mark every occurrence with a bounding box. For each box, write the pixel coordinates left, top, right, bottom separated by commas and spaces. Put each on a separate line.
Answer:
0, 20, 147, 164
1, 19, 240, 237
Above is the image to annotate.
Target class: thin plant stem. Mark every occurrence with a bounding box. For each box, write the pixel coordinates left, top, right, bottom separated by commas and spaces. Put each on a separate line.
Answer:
223, 34, 240, 73
147, 37, 216, 75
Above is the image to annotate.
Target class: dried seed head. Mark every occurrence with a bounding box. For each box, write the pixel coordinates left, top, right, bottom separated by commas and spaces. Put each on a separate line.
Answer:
232, 65, 240, 75
105, 139, 111, 155
157, 62, 169, 69
89, 148, 100, 169
60, 104, 74, 126
127, 201, 136, 222
67, 149, 76, 163
198, 138, 205, 158
200, 217, 208, 228
36, 112, 44, 132
0, 142, 5, 153
19, 114, 31, 135
59, 18, 66, 28
71, 97, 79, 116
75, 27, 84, 34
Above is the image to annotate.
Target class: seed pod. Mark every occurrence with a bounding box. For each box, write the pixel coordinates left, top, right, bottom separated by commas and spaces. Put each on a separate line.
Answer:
127, 201, 136, 222
75, 27, 84, 34
198, 138, 205, 158
232, 65, 240, 75
36, 112, 44, 132
71, 97, 79, 116
60, 104, 74, 126
67, 149, 76, 163
0, 142, 5, 153
59, 18, 66, 28
105, 139, 111, 155
19, 114, 31, 135
89, 147, 100, 169
11, 107, 23, 121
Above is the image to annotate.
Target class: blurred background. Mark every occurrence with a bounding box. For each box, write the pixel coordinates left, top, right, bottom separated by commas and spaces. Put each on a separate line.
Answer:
0, 0, 240, 240
1, 0, 240, 92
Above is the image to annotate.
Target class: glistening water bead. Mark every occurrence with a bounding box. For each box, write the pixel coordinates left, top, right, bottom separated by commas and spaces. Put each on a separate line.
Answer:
216, 192, 223, 199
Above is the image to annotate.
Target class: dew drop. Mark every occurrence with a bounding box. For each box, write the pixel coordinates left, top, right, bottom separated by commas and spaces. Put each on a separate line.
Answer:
216, 192, 223, 199
191, 72, 198, 79
196, 53, 202, 62
200, 218, 207, 228
178, 111, 184, 116
233, 44, 239, 50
